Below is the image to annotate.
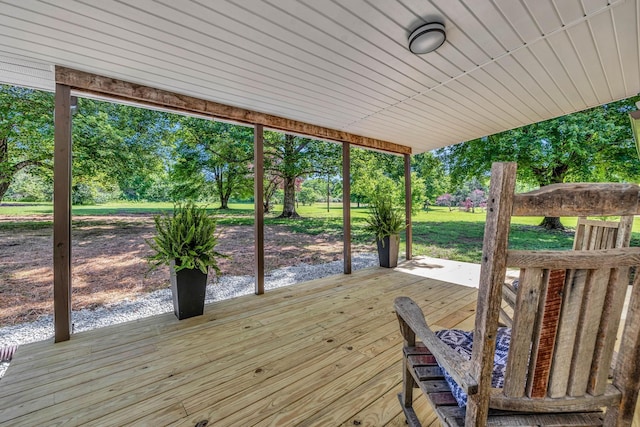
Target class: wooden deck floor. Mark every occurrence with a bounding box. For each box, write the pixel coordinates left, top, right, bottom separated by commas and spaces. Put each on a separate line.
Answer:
0, 262, 480, 426
3, 259, 640, 427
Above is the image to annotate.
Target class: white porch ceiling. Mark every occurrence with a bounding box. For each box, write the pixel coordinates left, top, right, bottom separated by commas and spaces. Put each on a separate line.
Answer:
0, 0, 638, 154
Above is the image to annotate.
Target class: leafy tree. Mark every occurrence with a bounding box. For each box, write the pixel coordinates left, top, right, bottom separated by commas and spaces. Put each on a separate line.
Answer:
297, 186, 319, 206
264, 133, 339, 218
262, 168, 282, 213
0, 85, 54, 202
173, 118, 253, 208
412, 152, 447, 209
4, 169, 52, 202
407, 172, 428, 214
436, 193, 454, 211
439, 96, 640, 229
71, 99, 176, 204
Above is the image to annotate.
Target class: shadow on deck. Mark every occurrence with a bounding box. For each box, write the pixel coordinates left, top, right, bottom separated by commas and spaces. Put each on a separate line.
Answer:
0, 258, 479, 426
3, 255, 640, 426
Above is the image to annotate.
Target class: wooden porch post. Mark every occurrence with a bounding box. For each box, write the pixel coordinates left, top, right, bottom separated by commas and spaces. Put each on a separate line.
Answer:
343, 142, 351, 274
254, 124, 265, 295
53, 83, 72, 342
404, 154, 412, 261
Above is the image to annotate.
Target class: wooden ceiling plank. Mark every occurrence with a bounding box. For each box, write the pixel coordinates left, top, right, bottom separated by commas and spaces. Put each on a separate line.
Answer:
433, 0, 506, 59
493, 0, 543, 42
522, 0, 563, 36
302, 0, 449, 86
611, 0, 640, 94
545, 31, 599, 108
589, 10, 628, 100
41, 0, 404, 108
55, 66, 411, 155
552, 0, 585, 25
463, 0, 523, 52
226, 0, 419, 98
566, 23, 613, 103
474, 64, 546, 120
0, 14, 366, 124
456, 73, 531, 124
582, 0, 615, 16
529, 40, 586, 111
508, 49, 567, 114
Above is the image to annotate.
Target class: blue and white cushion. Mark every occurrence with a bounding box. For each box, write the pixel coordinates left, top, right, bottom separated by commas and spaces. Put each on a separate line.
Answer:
434, 327, 511, 407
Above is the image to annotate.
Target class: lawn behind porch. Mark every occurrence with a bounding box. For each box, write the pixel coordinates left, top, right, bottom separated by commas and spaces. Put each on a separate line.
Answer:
2, 201, 638, 327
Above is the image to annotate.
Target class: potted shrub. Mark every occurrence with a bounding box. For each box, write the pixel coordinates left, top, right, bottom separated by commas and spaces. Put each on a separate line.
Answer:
147, 202, 224, 319
365, 196, 405, 268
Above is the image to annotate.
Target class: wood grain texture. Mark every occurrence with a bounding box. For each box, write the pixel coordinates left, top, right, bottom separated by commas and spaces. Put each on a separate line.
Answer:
507, 247, 640, 269
589, 267, 630, 395
467, 161, 517, 425
0, 261, 479, 426
568, 268, 611, 396
504, 268, 543, 397
527, 269, 564, 398
53, 82, 72, 343
55, 67, 412, 155
512, 182, 640, 217
394, 297, 477, 394
605, 272, 640, 426
489, 385, 620, 412
589, 215, 634, 395
548, 270, 588, 398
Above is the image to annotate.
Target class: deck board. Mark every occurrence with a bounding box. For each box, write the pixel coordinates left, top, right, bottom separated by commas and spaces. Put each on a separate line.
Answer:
2, 260, 638, 426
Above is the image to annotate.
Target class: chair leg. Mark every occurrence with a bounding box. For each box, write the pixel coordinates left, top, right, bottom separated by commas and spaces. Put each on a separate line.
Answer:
400, 354, 422, 427
397, 393, 422, 427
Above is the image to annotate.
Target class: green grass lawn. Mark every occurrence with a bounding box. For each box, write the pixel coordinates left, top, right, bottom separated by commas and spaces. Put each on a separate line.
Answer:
2, 201, 638, 264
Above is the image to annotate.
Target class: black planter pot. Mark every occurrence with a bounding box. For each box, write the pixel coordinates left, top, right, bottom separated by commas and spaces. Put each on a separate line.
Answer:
170, 261, 208, 320
376, 234, 400, 268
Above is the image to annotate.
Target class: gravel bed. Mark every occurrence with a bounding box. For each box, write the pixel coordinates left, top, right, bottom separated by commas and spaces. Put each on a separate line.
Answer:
0, 253, 378, 378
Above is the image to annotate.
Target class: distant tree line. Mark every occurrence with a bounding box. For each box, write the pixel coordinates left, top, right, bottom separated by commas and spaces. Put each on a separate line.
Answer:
2, 84, 639, 227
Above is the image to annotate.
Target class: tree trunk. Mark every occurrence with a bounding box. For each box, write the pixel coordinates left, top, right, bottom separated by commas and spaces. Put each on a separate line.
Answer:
0, 137, 8, 203
326, 175, 330, 213
220, 195, 229, 210
540, 216, 564, 230
278, 176, 299, 218
0, 180, 9, 203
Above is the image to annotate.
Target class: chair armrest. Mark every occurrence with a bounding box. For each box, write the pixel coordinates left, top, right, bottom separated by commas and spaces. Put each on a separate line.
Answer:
395, 296, 479, 395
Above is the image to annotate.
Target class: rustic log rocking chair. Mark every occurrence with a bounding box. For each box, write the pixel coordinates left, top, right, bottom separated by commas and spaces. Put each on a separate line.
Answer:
500, 215, 634, 327
395, 162, 640, 426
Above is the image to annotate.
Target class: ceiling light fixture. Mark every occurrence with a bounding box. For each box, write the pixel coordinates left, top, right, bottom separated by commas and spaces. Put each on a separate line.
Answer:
408, 22, 446, 54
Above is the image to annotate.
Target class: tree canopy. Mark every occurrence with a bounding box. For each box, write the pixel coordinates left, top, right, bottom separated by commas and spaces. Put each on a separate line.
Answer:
438, 95, 640, 228
0, 85, 54, 202
5, 83, 639, 229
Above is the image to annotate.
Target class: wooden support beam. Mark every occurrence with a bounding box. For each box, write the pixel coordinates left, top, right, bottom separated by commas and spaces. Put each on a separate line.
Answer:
404, 154, 412, 261
343, 143, 352, 274
466, 162, 518, 424
55, 67, 411, 155
254, 124, 265, 295
53, 83, 72, 343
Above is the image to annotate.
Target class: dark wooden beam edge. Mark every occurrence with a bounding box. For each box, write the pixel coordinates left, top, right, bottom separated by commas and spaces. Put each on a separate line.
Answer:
55, 66, 411, 156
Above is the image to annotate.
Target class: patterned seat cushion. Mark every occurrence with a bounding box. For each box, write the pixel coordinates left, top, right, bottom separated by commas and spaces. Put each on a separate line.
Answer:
434, 327, 511, 407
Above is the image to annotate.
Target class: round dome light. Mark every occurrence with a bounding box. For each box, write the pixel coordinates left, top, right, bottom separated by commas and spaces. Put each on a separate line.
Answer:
408, 22, 446, 54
